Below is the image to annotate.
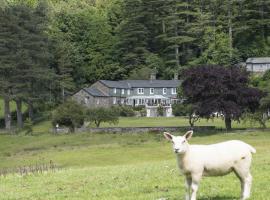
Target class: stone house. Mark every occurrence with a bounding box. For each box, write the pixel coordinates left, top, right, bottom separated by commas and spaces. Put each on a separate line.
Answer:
246, 57, 270, 73
72, 73, 181, 117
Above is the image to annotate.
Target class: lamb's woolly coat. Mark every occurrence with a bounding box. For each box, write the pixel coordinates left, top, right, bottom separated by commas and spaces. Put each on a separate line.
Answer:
177, 140, 255, 177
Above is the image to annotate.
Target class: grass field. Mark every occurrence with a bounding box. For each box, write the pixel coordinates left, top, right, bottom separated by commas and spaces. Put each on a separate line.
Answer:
0, 129, 269, 199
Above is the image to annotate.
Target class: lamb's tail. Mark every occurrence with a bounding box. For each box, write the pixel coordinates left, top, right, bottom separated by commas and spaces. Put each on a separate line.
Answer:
247, 144, 256, 154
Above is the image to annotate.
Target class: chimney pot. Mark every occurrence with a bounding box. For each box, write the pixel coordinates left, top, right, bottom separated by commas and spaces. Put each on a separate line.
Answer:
174, 72, 179, 80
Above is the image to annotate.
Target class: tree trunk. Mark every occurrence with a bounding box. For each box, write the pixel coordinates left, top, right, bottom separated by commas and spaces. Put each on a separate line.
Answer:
16, 99, 23, 128
189, 114, 194, 128
4, 96, 11, 130
175, 25, 180, 68
225, 116, 232, 130
28, 100, 34, 121
162, 19, 166, 33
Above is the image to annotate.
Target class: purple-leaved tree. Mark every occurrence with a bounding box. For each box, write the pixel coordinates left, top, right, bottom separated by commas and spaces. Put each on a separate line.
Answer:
181, 65, 264, 130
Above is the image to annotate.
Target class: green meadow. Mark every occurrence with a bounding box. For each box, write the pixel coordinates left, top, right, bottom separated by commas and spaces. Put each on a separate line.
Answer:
0, 119, 269, 200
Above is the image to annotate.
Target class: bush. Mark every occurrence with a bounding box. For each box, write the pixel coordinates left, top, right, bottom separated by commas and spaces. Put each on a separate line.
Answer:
52, 100, 85, 133
86, 107, 119, 127
172, 104, 187, 116
157, 105, 164, 116
113, 106, 135, 117
132, 105, 145, 111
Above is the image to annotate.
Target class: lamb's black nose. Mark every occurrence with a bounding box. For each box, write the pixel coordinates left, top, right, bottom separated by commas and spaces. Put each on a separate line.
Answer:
174, 149, 179, 153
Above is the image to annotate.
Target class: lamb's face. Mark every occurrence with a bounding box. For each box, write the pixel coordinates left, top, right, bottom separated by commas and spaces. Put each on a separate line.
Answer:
171, 136, 189, 154
164, 131, 193, 154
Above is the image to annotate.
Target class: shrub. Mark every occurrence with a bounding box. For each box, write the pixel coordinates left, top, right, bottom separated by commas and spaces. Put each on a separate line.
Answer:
52, 100, 85, 133
172, 104, 187, 116
113, 106, 135, 117
157, 105, 164, 116
86, 107, 119, 127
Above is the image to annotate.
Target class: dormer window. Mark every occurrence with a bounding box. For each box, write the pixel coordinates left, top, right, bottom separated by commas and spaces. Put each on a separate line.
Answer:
138, 88, 144, 94
163, 88, 167, 94
113, 88, 117, 94
121, 89, 125, 95
127, 89, 130, 95
172, 88, 177, 94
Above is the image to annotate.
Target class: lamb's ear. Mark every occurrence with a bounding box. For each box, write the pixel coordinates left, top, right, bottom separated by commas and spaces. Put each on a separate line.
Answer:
184, 130, 193, 140
164, 132, 173, 141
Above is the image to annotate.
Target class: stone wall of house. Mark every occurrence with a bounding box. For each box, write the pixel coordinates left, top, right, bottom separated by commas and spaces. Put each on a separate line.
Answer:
72, 90, 111, 108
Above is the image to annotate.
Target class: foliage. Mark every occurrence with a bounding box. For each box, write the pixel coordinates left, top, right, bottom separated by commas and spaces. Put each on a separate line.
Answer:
52, 100, 85, 132
172, 104, 186, 116
242, 111, 268, 129
181, 65, 264, 130
172, 103, 199, 127
86, 107, 119, 127
112, 105, 135, 117
23, 118, 33, 135
157, 105, 164, 117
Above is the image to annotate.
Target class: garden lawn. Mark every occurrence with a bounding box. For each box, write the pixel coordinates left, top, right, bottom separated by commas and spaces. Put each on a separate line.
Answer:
0, 130, 269, 199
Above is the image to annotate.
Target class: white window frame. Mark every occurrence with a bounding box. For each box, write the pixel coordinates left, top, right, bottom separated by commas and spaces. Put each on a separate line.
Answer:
171, 88, 177, 94
163, 88, 167, 94
150, 88, 154, 94
121, 89, 125, 95
137, 88, 144, 94
127, 89, 130, 95
113, 88, 117, 94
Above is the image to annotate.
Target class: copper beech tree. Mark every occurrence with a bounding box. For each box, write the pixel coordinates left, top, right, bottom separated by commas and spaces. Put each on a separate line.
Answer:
181, 65, 264, 130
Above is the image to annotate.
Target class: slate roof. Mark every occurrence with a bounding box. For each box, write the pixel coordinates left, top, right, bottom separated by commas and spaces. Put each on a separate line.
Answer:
83, 88, 109, 97
99, 80, 181, 88
246, 57, 270, 64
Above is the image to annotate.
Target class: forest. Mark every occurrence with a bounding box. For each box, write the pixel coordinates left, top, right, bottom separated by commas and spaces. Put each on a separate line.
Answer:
0, 0, 270, 128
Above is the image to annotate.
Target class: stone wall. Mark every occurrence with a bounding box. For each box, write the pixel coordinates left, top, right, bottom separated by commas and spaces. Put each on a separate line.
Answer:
75, 126, 215, 134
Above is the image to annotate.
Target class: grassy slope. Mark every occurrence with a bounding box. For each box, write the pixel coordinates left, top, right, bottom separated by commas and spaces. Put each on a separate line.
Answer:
0, 130, 269, 199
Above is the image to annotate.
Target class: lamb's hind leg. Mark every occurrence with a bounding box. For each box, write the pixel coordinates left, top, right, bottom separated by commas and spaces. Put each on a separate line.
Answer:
233, 159, 252, 200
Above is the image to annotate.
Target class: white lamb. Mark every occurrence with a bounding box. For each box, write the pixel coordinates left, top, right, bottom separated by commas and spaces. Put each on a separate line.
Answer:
164, 131, 256, 200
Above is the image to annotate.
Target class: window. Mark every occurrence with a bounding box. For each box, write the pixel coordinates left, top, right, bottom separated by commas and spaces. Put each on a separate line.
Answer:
121, 89, 125, 95
121, 99, 124, 104
97, 99, 100, 105
163, 88, 167, 94
113, 97, 117, 104
127, 89, 130, 95
137, 88, 144, 94
113, 88, 117, 94
172, 88, 177, 94
150, 88, 154, 94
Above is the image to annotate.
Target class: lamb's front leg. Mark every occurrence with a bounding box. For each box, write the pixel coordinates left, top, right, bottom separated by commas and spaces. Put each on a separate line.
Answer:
185, 176, 192, 200
190, 173, 201, 200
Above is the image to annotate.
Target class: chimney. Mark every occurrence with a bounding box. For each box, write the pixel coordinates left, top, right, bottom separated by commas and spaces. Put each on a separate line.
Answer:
174, 72, 179, 80
150, 72, 156, 80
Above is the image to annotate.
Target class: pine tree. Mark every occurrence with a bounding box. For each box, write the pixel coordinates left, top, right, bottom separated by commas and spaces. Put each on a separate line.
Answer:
116, 0, 150, 75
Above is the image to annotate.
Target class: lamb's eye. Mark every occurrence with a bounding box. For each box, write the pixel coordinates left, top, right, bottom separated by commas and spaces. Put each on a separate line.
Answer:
182, 140, 186, 144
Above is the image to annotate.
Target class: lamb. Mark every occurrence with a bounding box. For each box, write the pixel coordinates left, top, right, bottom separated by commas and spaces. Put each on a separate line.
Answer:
164, 131, 256, 200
